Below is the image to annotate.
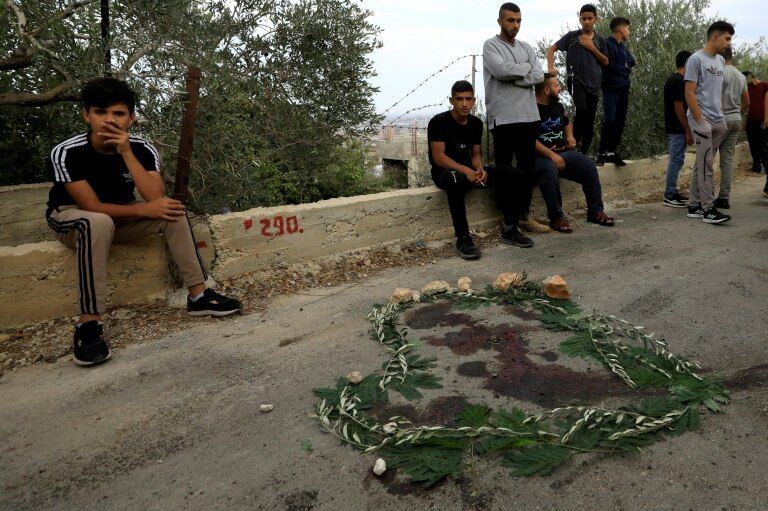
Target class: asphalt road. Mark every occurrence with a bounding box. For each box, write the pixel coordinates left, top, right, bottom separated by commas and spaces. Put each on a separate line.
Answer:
1, 175, 766, 511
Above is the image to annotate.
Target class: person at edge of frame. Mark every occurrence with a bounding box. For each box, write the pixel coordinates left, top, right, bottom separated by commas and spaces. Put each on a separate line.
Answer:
683, 20, 734, 225
533, 73, 615, 233
546, 3, 608, 156
45, 77, 242, 367
596, 16, 635, 167
483, 1, 549, 243
428, 80, 528, 259
742, 70, 768, 188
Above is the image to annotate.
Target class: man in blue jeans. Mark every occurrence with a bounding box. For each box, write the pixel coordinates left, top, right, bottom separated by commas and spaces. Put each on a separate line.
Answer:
533, 74, 614, 232
662, 50, 693, 207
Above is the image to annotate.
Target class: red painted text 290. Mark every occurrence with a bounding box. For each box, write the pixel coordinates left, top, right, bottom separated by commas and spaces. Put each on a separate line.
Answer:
256, 215, 304, 237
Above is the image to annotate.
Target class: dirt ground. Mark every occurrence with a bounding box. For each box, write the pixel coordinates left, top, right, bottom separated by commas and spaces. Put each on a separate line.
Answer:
1, 174, 767, 511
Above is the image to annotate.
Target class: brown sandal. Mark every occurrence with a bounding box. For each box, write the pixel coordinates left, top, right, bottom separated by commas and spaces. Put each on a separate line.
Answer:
549, 216, 573, 233
587, 212, 615, 227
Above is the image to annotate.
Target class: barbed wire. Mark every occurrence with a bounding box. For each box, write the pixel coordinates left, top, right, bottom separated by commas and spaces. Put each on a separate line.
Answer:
379, 54, 480, 117
384, 101, 449, 127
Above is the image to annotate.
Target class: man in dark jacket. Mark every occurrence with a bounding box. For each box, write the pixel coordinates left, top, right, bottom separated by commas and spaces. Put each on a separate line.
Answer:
597, 16, 635, 166
546, 4, 608, 156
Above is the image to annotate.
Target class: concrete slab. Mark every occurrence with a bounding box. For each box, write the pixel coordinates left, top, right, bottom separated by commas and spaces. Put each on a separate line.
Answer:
1, 175, 766, 510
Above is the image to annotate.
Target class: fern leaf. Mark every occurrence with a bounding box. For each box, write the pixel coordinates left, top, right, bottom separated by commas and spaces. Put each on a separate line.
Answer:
382, 445, 464, 486
475, 436, 537, 455
559, 331, 599, 359
456, 404, 491, 428
503, 445, 573, 476
391, 372, 442, 401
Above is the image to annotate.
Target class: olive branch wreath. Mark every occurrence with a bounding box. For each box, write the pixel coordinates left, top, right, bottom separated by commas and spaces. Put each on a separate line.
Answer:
311, 277, 729, 485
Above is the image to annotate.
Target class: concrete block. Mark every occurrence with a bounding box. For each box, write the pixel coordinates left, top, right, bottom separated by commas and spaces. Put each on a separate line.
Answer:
0, 183, 54, 246
0, 237, 169, 328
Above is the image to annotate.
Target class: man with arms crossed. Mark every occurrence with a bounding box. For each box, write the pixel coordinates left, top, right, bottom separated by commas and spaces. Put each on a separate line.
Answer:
715, 47, 748, 209
483, 2, 547, 246
662, 50, 693, 208
429, 81, 524, 258
684, 21, 734, 224
534, 74, 615, 232
46, 78, 241, 366
547, 4, 608, 156
596, 16, 635, 167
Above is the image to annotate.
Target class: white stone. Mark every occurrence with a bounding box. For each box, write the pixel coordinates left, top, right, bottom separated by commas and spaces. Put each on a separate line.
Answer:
373, 458, 387, 476
347, 371, 363, 384
382, 422, 398, 434
259, 404, 274, 413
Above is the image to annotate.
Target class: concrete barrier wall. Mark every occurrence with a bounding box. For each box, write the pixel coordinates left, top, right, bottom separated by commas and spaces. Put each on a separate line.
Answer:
208, 147, 722, 279
0, 144, 748, 328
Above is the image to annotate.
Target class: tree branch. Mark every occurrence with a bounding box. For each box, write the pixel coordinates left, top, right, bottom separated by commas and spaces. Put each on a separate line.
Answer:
0, 81, 81, 106
0, 53, 34, 71
123, 42, 156, 71
30, 0, 99, 37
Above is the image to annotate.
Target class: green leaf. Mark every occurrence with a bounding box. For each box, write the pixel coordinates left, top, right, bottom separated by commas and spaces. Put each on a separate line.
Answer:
630, 397, 685, 417
391, 372, 442, 401
417, 437, 469, 450
538, 309, 579, 331
300, 439, 314, 453
456, 404, 491, 428
312, 375, 387, 409
673, 407, 701, 433
382, 445, 464, 486
503, 445, 573, 477
607, 432, 660, 450
565, 425, 601, 450
475, 436, 537, 455
451, 295, 494, 310
405, 353, 438, 371
559, 331, 599, 359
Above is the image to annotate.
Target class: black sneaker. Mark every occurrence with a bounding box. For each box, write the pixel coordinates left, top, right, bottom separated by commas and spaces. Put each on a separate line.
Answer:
714, 197, 730, 209
500, 225, 534, 248
702, 208, 731, 224
595, 153, 606, 166
663, 193, 688, 208
73, 321, 111, 367
456, 235, 481, 260
187, 289, 242, 317
686, 206, 704, 218
608, 153, 627, 166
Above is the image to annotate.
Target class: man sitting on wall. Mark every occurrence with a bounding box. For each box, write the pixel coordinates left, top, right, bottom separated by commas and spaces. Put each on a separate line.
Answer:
46, 78, 241, 367
428, 80, 533, 259
533, 74, 615, 232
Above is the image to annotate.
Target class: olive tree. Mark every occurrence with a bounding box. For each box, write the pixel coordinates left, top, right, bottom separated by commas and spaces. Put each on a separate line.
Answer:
1, 0, 384, 212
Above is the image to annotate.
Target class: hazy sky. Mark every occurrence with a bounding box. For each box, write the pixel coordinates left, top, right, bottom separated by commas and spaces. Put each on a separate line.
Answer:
363, 0, 764, 121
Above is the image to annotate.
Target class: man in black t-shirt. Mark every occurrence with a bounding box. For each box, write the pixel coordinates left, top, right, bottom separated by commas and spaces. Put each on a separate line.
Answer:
546, 4, 608, 155
662, 50, 693, 208
533, 74, 614, 232
46, 78, 241, 367
428, 80, 532, 258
